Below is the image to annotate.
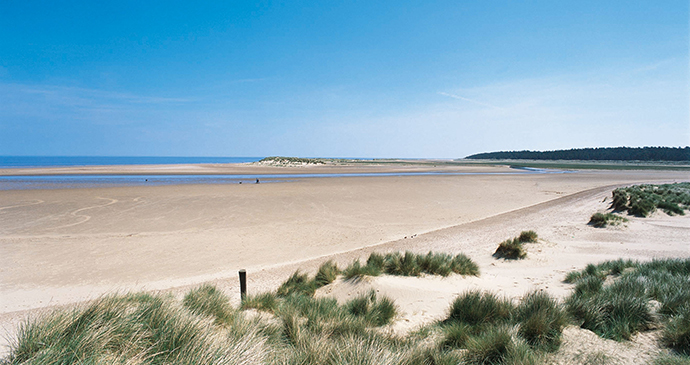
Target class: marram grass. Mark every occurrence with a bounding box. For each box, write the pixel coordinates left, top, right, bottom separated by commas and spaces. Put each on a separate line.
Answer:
565, 257, 690, 354
588, 212, 628, 228
494, 231, 538, 260
610, 183, 690, 217
10, 254, 687, 364
343, 251, 479, 280
7, 292, 267, 365
4, 250, 558, 365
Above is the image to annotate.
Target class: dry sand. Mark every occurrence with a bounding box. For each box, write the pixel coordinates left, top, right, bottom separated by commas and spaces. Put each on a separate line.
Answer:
1, 163, 688, 362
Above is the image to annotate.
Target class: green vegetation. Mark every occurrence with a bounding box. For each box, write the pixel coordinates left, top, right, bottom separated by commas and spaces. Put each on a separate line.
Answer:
446, 291, 514, 328
344, 289, 397, 327
610, 183, 690, 217
565, 258, 690, 355
5, 281, 400, 364
439, 289, 567, 364
258, 156, 327, 165
661, 305, 690, 356
655, 353, 690, 365
494, 239, 526, 259
518, 230, 538, 243
494, 231, 538, 259
10, 253, 689, 364
6, 292, 264, 364
465, 146, 690, 162
463, 325, 538, 365
256, 154, 690, 170
588, 212, 628, 227
183, 284, 236, 325
514, 291, 570, 351
6, 250, 571, 365
479, 160, 690, 171
314, 260, 339, 287
343, 251, 479, 280
240, 291, 278, 312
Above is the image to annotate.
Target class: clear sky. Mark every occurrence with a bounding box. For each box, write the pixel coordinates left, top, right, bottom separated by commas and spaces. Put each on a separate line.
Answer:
1, 1, 688, 158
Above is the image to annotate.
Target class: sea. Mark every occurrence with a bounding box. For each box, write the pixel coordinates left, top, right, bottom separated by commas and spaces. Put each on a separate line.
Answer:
0, 156, 262, 168
0, 156, 565, 190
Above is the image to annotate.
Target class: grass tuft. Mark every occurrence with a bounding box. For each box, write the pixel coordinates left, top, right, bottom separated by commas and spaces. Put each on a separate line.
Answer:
344, 251, 479, 280
463, 325, 538, 365
610, 183, 690, 217
446, 290, 514, 327
277, 271, 317, 297
240, 291, 278, 312
518, 230, 538, 243
451, 253, 481, 276
7, 292, 266, 364
440, 322, 472, 349
183, 284, 235, 325
654, 353, 690, 365
494, 238, 527, 260
314, 260, 340, 288
661, 304, 690, 356
588, 212, 628, 228
494, 231, 539, 260
343, 259, 381, 280
564, 258, 690, 344
344, 290, 397, 327
514, 290, 569, 352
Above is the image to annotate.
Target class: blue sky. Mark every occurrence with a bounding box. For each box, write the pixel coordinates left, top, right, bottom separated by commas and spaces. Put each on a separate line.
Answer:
1, 1, 687, 158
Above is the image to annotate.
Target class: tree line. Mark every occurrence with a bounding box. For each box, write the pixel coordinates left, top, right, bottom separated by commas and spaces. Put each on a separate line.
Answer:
465, 147, 690, 161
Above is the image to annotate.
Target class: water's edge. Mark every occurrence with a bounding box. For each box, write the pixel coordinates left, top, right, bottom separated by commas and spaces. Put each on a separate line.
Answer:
0, 169, 567, 190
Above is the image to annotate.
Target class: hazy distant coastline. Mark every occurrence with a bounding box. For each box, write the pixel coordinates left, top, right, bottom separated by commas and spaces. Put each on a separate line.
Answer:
465, 146, 690, 161
0, 156, 263, 168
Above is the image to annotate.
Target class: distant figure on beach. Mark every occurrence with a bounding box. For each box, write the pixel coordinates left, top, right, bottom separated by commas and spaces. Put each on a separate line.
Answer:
256, 178, 260, 184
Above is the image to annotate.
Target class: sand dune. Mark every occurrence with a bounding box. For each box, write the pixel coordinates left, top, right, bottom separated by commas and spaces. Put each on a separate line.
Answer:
0, 164, 688, 361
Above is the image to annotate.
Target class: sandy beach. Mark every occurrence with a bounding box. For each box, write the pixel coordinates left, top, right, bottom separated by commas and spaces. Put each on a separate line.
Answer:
1, 163, 688, 362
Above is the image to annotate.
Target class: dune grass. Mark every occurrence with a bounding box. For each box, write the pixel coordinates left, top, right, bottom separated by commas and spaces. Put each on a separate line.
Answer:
463, 326, 539, 365
343, 251, 479, 280
6, 292, 267, 365
611, 183, 690, 217
440, 289, 567, 362
183, 283, 236, 325
446, 290, 514, 328
661, 304, 690, 356
518, 230, 538, 243
8, 250, 569, 365
494, 238, 527, 259
314, 260, 339, 287
14, 253, 689, 364
493, 231, 538, 260
588, 212, 628, 227
240, 291, 278, 312
565, 258, 690, 354
655, 353, 690, 365
514, 291, 569, 351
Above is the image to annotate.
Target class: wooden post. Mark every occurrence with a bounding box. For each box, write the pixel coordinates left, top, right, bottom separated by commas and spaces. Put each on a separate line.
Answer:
239, 269, 247, 301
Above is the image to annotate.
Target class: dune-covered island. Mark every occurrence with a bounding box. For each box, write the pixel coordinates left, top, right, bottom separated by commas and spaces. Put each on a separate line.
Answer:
1, 155, 689, 364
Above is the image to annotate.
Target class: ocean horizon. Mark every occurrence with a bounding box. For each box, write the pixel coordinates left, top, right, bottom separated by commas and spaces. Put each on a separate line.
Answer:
0, 156, 264, 168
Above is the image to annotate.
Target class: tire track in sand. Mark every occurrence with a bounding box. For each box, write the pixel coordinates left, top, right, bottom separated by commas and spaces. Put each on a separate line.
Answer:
52, 197, 119, 229
0, 199, 44, 211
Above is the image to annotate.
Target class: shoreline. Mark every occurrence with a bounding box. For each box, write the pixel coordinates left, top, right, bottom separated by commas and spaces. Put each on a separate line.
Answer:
0, 162, 511, 177
1, 167, 689, 360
